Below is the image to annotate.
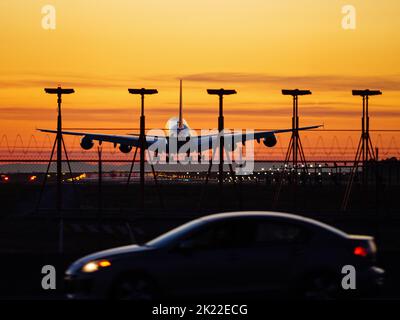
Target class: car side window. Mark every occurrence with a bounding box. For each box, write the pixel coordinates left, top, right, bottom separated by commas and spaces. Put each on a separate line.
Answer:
184, 222, 236, 250
185, 227, 214, 249
255, 221, 309, 245
180, 219, 310, 249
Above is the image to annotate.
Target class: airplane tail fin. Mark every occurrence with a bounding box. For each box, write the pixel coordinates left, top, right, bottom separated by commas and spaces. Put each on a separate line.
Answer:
178, 79, 183, 129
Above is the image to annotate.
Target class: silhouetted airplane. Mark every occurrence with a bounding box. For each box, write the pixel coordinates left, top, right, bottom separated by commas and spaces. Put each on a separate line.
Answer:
39, 81, 321, 155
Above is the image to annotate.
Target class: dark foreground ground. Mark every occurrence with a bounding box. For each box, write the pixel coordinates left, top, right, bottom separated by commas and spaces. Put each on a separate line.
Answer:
0, 181, 399, 299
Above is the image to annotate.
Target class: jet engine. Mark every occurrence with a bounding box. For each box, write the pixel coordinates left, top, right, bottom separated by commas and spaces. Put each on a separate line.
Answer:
225, 141, 238, 152
80, 137, 94, 150
119, 144, 132, 153
263, 134, 277, 148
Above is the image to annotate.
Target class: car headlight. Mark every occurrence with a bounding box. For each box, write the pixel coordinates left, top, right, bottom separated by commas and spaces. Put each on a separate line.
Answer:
82, 259, 111, 273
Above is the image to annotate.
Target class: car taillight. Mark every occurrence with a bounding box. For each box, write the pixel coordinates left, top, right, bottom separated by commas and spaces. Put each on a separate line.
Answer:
354, 246, 368, 257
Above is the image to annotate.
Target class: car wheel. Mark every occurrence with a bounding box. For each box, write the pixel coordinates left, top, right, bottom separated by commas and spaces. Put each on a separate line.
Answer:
300, 273, 340, 300
111, 275, 157, 301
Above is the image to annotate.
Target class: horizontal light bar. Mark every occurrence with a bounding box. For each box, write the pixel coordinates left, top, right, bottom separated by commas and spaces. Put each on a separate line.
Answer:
207, 89, 237, 96
352, 89, 382, 97
128, 88, 158, 95
44, 87, 75, 94
282, 89, 312, 96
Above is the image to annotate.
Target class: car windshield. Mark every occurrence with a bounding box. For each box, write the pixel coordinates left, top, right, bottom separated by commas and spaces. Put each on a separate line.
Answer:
146, 219, 207, 247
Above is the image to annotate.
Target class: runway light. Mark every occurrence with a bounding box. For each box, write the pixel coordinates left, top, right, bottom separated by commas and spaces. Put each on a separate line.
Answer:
282, 89, 312, 96
207, 89, 237, 96
128, 88, 158, 95
45, 87, 75, 95
352, 89, 382, 97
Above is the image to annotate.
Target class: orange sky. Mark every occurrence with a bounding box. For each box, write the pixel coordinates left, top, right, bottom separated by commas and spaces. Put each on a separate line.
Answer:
0, 0, 400, 141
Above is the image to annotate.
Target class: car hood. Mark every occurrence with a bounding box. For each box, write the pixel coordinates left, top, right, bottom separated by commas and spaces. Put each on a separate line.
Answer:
66, 244, 154, 274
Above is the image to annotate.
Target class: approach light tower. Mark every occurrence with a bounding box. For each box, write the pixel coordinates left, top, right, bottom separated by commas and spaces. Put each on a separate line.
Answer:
342, 89, 382, 211
207, 88, 237, 200
43, 86, 74, 255
44, 86, 75, 213
352, 89, 382, 166
128, 88, 158, 210
282, 89, 312, 171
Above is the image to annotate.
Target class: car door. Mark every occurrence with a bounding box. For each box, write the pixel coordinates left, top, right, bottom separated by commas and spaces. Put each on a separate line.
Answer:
162, 220, 240, 297
225, 218, 311, 295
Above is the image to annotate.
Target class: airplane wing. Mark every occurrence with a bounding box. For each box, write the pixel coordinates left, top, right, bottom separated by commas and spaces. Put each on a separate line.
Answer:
37, 129, 162, 147
253, 125, 322, 136
38, 124, 321, 150
196, 125, 322, 150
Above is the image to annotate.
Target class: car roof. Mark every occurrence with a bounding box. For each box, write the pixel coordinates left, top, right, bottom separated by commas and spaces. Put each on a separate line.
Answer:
196, 211, 348, 237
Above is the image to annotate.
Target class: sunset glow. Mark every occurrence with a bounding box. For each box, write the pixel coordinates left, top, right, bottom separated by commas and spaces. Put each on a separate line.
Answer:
1, 1, 399, 138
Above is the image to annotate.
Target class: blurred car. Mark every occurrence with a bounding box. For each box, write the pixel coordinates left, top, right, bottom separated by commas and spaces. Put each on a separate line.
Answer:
64, 211, 384, 300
